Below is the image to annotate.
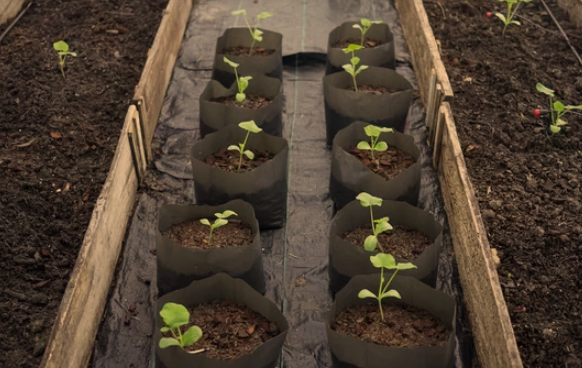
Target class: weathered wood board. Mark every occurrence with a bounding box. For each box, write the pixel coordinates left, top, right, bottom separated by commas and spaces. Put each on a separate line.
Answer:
0, 0, 25, 26
558, 0, 582, 27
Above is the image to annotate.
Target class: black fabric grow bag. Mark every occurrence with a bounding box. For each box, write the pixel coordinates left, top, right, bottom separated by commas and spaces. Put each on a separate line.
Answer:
323, 66, 413, 147
199, 73, 283, 138
330, 121, 420, 211
327, 274, 456, 368
329, 199, 443, 295
212, 28, 283, 88
326, 21, 395, 75
155, 273, 289, 368
156, 200, 265, 297
190, 124, 288, 229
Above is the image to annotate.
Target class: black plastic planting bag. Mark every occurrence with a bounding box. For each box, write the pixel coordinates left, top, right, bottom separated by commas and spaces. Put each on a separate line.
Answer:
323, 66, 413, 147
327, 274, 456, 368
199, 74, 283, 138
213, 28, 283, 88
326, 21, 395, 75
155, 273, 289, 368
156, 200, 265, 297
329, 199, 443, 294
191, 124, 288, 229
330, 121, 420, 211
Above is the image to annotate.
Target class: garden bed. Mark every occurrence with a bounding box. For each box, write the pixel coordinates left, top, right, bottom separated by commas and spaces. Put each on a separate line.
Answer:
424, 0, 582, 366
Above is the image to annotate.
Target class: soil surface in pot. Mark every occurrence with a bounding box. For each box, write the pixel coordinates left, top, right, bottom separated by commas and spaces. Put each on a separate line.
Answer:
205, 148, 274, 173
332, 303, 449, 347
341, 225, 430, 260
213, 93, 271, 109
174, 300, 280, 360
332, 38, 384, 49
163, 220, 254, 250
347, 146, 416, 180
222, 46, 276, 57
425, 0, 582, 365
347, 84, 398, 95
0, 1, 167, 367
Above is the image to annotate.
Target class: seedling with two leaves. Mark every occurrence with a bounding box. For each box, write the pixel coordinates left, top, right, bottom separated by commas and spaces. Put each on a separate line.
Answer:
223, 57, 252, 104
342, 44, 368, 92
357, 124, 394, 160
352, 18, 383, 46
200, 210, 238, 246
358, 253, 416, 321
231, 9, 273, 55
53, 41, 77, 79
495, 0, 531, 36
536, 82, 582, 134
228, 120, 263, 172
356, 192, 393, 253
159, 303, 203, 349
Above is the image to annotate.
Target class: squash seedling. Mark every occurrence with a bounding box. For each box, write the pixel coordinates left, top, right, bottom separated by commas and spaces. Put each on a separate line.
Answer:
159, 303, 203, 349
342, 44, 367, 92
223, 57, 252, 104
200, 210, 238, 246
231, 9, 273, 55
536, 82, 582, 134
495, 0, 531, 36
53, 40, 77, 79
352, 18, 383, 47
356, 192, 393, 253
357, 124, 394, 160
358, 253, 416, 321
228, 120, 263, 172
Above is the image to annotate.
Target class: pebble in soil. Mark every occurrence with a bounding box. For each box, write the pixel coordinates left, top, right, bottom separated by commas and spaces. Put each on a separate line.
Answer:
347, 146, 416, 180
205, 149, 274, 173
163, 220, 254, 251
332, 38, 384, 49
213, 93, 271, 109
222, 46, 275, 57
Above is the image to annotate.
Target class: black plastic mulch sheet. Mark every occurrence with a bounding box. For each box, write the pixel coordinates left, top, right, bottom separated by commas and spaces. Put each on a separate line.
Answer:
92, 1, 478, 367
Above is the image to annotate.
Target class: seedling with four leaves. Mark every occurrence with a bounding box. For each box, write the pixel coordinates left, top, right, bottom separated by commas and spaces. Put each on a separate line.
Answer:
357, 124, 394, 160
353, 18, 383, 47
231, 9, 273, 55
358, 253, 416, 321
495, 0, 531, 36
356, 192, 393, 253
228, 120, 263, 172
199, 210, 238, 246
53, 40, 77, 79
536, 82, 582, 134
159, 302, 203, 349
342, 44, 368, 92
223, 57, 253, 104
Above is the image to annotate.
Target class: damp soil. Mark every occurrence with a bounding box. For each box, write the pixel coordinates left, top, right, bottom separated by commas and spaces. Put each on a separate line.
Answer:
424, 0, 582, 365
332, 303, 449, 347
341, 225, 431, 260
213, 93, 271, 109
347, 84, 398, 95
0, 1, 167, 367
167, 300, 280, 360
347, 146, 416, 180
331, 38, 384, 49
222, 46, 276, 57
205, 148, 274, 173
163, 220, 254, 250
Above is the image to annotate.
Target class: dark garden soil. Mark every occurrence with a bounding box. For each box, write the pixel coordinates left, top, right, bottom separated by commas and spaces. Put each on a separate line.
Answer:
341, 225, 431, 260
163, 220, 254, 250
205, 148, 274, 173
0, 0, 167, 367
222, 46, 275, 57
331, 38, 383, 49
424, 0, 582, 365
213, 93, 271, 109
347, 146, 416, 180
332, 303, 449, 347
347, 84, 397, 94
176, 300, 280, 360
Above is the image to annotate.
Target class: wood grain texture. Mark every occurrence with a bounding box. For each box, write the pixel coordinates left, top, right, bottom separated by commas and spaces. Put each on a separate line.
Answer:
0, 0, 26, 25
128, 105, 147, 181
557, 0, 582, 27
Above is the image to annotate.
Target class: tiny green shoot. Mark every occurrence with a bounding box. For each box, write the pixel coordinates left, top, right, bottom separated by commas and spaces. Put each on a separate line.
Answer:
356, 192, 393, 253
495, 0, 531, 36
342, 44, 367, 92
357, 124, 394, 160
228, 120, 263, 172
53, 40, 77, 79
352, 18, 383, 46
159, 303, 203, 349
536, 82, 582, 134
231, 9, 273, 55
223, 57, 252, 104
200, 210, 238, 246
358, 253, 416, 321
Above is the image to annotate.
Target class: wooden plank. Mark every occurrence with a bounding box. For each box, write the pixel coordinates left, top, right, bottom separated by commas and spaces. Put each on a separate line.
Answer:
437, 102, 523, 368
40, 108, 139, 368
0, 0, 25, 26
432, 104, 445, 169
133, 0, 192, 163
128, 105, 147, 181
557, 0, 582, 27
394, 0, 453, 105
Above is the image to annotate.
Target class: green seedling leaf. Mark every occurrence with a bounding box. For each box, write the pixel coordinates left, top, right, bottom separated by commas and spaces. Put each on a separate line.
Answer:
536, 83, 554, 97
243, 150, 255, 160
358, 289, 377, 299
374, 141, 388, 152
364, 125, 393, 137
374, 220, 393, 234
370, 253, 397, 269
236, 93, 246, 103
160, 326, 171, 333
257, 12, 273, 20
550, 125, 561, 134
495, 13, 506, 22
351, 56, 361, 66
556, 118, 568, 126
182, 326, 203, 346
357, 141, 372, 150
214, 219, 229, 228
159, 338, 182, 349
216, 210, 237, 219
200, 218, 211, 226
239, 120, 262, 133
231, 9, 247, 16
342, 64, 355, 75
371, 20, 383, 24
223, 57, 239, 68
53, 40, 69, 52
356, 192, 383, 207
228, 145, 241, 152
342, 43, 365, 54
355, 65, 368, 75
363, 235, 378, 252
374, 217, 390, 224
554, 101, 565, 112
352, 24, 363, 31
511, 20, 520, 25
361, 18, 372, 27
397, 262, 417, 270
160, 303, 190, 329
380, 289, 401, 299
565, 105, 582, 111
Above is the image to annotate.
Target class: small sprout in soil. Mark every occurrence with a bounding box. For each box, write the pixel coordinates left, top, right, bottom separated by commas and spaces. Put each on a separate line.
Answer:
358, 253, 416, 321
357, 124, 394, 160
223, 57, 252, 104
228, 120, 263, 172
342, 44, 368, 92
53, 40, 77, 79
231, 9, 273, 55
200, 210, 238, 246
352, 18, 383, 47
495, 0, 531, 36
356, 192, 393, 253
536, 82, 582, 134
159, 302, 203, 349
